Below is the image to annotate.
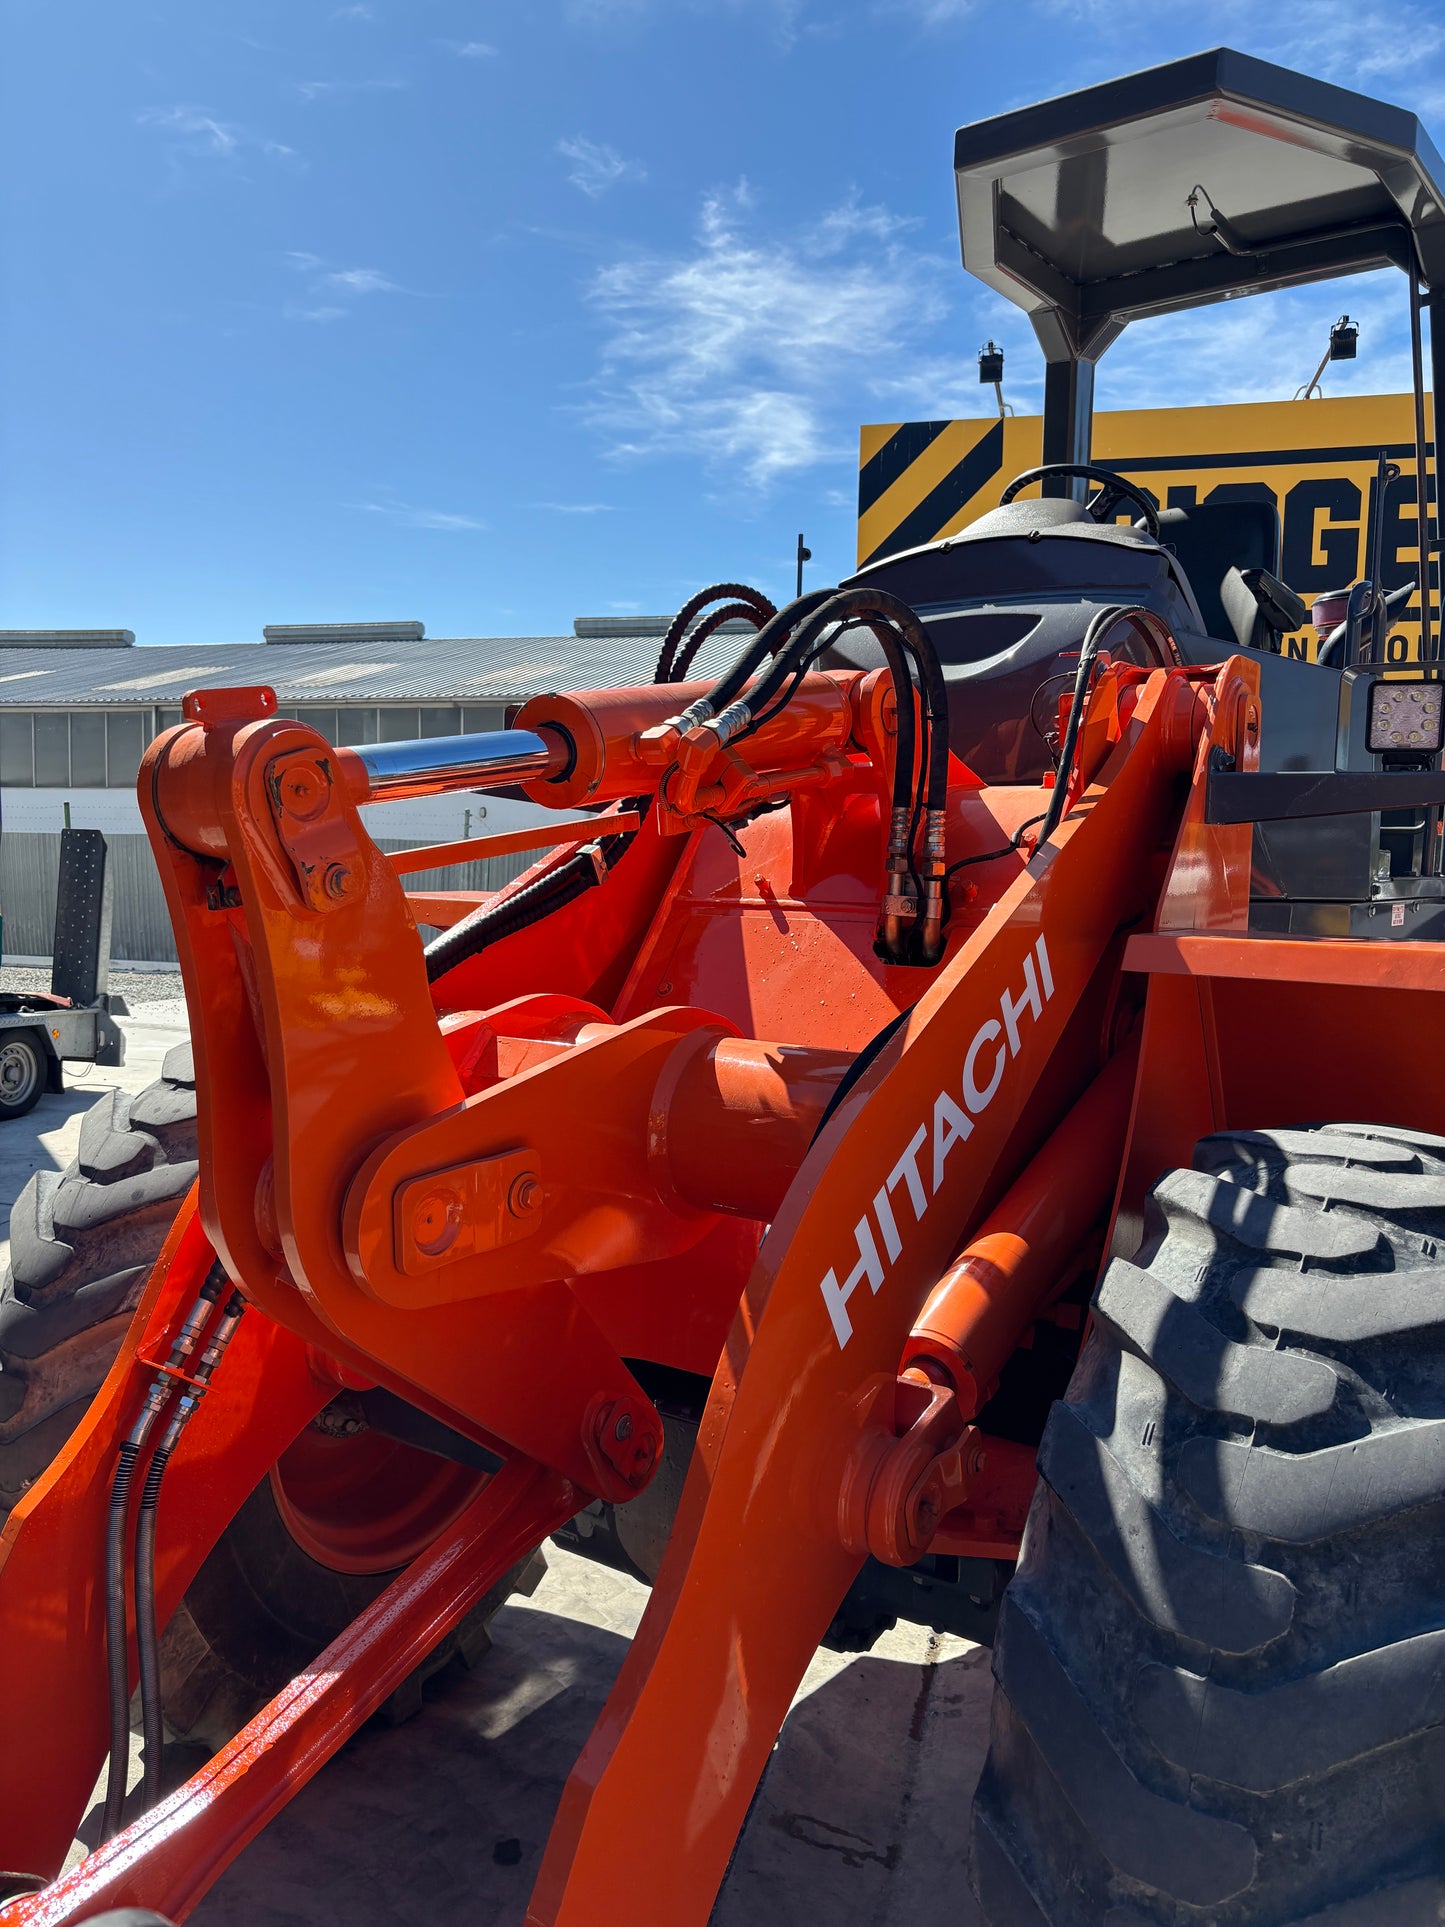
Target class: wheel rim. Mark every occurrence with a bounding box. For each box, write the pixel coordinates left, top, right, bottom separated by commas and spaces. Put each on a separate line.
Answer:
0, 1041, 40, 1109
269, 1424, 487, 1575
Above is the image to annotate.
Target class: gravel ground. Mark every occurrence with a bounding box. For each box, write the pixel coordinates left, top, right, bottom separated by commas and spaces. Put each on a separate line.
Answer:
0, 965, 190, 1028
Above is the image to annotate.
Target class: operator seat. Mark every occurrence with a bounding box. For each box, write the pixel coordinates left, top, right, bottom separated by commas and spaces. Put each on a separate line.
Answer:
1155, 499, 1282, 642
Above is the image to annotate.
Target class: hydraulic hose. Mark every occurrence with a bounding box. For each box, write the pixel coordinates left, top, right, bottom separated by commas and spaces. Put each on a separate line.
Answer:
694, 586, 949, 962
102, 1438, 142, 1841
134, 1288, 246, 1811
653, 583, 776, 684
1035, 605, 1147, 849
100, 1263, 228, 1841
669, 602, 769, 683
424, 840, 607, 982
670, 591, 838, 736
426, 584, 780, 986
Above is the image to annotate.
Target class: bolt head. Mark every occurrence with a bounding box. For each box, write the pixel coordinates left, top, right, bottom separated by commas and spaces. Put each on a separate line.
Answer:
614, 1412, 633, 1441
507, 1171, 541, 1218
323, 862, 353, 901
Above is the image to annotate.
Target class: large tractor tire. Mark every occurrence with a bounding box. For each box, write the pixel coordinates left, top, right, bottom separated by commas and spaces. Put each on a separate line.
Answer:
972, 1122, 1445, 1927
0, 1049, 543, 1755
0, 1042, 201, 1511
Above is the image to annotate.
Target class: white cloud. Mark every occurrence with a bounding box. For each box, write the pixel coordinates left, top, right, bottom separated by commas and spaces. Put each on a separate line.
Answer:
1098, 274, 1413, 413
804, 193, 922, 257
293, 78, 406, 102
447, 39, 499, 57
358, 500, 487, 531
331, 3, 373, 17
327, 266, 404, 294
534, 501, 619, 513
559, 135, 646, 198
284, 251, 413, 319
579, 182, 947, 488
1021, 0, 1445, 114
137, 106, 293, 162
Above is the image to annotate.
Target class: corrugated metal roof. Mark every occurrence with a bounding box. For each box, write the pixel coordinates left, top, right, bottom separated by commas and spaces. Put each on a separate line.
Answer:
0, 632, 746, 706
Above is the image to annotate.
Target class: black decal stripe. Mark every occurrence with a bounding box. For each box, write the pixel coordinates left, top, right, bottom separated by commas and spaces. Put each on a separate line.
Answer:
862, 419, 1005, 565
1096, 440, 1435, 475
857, 420, 952, 518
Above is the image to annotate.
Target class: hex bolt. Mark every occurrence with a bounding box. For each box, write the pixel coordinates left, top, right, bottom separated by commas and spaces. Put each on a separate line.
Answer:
507, 1172, 541, 1218
323, 863, 352, 901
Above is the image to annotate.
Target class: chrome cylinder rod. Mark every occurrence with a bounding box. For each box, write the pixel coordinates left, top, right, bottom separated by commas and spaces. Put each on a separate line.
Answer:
352, 728, 562, 802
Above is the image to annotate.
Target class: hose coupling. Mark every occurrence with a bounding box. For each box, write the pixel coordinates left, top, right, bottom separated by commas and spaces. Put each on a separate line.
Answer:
672, 696, 717, 735
709, 698, 753, 749
876, 806, 919, 961
918, 809, 949, 966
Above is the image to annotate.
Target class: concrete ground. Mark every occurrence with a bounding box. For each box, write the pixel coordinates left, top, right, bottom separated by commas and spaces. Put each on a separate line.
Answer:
2, 978, 994, 1926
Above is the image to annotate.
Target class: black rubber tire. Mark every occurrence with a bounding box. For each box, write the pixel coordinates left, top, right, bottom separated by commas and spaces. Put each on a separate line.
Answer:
0, 1031, 46, 1121
972, 1122, 1445, 1927
0, 1041, 199, 1512
161, 1480, 546, 1753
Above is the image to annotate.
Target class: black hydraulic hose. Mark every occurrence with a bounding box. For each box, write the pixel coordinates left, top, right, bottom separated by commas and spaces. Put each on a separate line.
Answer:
653, 583, 775, 684
425, 844, 602, 982
670, 591, 838, 735
132, 1446, 169, 1810
720, 586, 950, 960
427, 584, 779, 987
1036, 605, 1135, 848
134, 1288, 247, 1811
669, 601, 769, 683
101, 1437, 143, 1840
100, 1264, 228, 1841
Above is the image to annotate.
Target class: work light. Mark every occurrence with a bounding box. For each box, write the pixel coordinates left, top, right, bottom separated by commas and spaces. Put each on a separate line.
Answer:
1329, 315, 1359, 360
1366, 677, 1445, 752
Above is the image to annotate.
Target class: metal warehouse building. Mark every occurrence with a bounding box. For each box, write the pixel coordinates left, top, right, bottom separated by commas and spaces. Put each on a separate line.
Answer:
0, 617, 716, 964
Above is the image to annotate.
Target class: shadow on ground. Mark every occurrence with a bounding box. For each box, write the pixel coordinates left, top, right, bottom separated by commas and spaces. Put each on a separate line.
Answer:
195, 1587, 992, 1927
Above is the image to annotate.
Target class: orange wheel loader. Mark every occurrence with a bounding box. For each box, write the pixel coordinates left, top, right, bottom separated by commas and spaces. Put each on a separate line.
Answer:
1, 47, 1444, 1927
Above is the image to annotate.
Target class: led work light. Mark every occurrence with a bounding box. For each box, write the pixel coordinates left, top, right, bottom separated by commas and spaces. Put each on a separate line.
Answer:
1367, 678, 1445, 752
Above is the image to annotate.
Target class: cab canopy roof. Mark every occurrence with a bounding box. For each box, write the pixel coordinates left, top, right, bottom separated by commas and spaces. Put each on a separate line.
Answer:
954, 47, 1445, 362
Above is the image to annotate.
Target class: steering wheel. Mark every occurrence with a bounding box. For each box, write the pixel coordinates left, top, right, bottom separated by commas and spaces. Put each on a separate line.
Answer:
998, 464, 1161, 541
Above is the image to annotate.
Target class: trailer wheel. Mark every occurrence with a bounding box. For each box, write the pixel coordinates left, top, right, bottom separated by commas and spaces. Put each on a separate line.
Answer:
0, 1033, 45, 1120
0, 1050, 544, 1755
972, 1122, 1445, 1927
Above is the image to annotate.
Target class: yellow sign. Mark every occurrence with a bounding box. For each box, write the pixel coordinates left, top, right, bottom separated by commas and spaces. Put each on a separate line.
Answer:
858, 394, 1436, 662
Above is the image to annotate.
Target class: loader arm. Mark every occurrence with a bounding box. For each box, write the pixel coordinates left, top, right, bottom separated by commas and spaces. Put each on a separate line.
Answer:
0, 648, 1253, 1922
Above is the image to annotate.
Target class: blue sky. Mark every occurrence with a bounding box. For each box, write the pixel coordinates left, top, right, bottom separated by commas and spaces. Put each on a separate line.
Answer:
4, 0, 1445, 645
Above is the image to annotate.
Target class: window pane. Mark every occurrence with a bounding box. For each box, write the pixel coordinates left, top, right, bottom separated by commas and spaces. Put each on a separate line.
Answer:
0, 715, 32, 786
156, 707, 183, 733
106, 713, 143, 788
378, 707, 419, 742
419, 705, 461, 738
294, 706, 339, 743
34, 713, 68, 786
461, 705, 505, 735
70, 712, 106, 787
334, 708, 378, 745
